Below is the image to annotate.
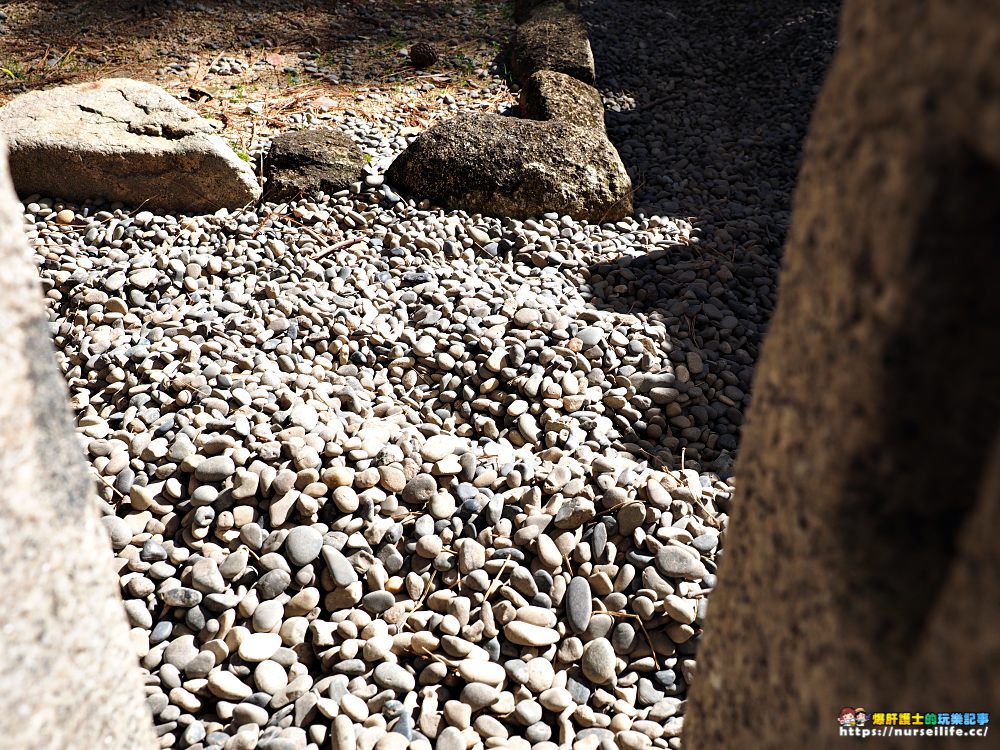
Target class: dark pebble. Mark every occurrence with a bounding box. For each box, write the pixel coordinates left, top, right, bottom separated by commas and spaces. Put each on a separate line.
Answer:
256, 569, 291, 599
162, 587, 202, 608
566, 576, 593, 634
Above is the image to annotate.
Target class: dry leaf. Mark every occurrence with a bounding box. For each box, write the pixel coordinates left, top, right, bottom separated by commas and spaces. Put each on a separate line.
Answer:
187, 86, 213, 102
312, 96, 337, 112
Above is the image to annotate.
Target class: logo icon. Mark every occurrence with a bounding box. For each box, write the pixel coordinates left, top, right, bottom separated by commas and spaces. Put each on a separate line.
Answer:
838, 708, 990, 737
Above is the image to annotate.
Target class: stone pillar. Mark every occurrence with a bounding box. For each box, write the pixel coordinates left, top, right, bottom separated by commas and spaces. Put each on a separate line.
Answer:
684, 1, 1000, 747
0, 143, 157, 749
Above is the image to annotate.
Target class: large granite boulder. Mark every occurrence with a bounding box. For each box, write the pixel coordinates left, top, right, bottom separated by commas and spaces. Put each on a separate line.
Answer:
684, 1, 1000, 748
264, 128, 367, 202
385, 113, 632, 222
520, 70, 606, 130
0, 78, 261, 212
0, 141, 157, 748
511, 4, 595, 85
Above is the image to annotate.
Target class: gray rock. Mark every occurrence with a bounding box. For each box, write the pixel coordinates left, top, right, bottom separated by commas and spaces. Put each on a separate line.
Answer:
203, 591, 241, 613
437, 727, 464, 750
504, 621, 560, 646
565, 576, 593, 633
257, 738, 298, 750
100, 515, 133, 550
617, 502, 647, 536
526, 722, 552, 743
163, 635, 199, 671
238, 632, 282, 662
219, 548, 249, 579
194, 455, 236, 482
577, 327, 604, 346
461, 682, 500, 710
386, 113, 631, 222
331, 715, 355, 750
504, 658, 530, 685
320, 545, 358, 587
554, 497, 596, 529
184, 652, 215, 679
256, 569, 291, 599
637, 678, 666, 706
123, 599, 152, 629
0, 79, 260, 212
283, 526, 323, 566
233, 702, 270, 727
566, 674, 591, 705
140, 540, 168, 562
513, 699, 543, 725
191, 558, 225, 594
457, 659, 506, 686
520, 70, 605, 130
427, 492, 457, 519
264, 128, 367, 202
511, 5, 595, 85
162, 587, 203, 608
655, 546, 709, 580
361, 590, 395, 614
253, 600, 285, 632
582, 637, 616, 684
181, 722, 206, 746
458, 539, 486, 573
401, 473, 436, 504
207, 670, 252, 700
373, 663, 415, 692
692, 534, 719, 554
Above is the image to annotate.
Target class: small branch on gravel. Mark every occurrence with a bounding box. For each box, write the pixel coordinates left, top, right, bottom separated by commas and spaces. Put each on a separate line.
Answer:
201, 51, 225, 82
593, 609, 661, 670
311, 236, 362, 260
401, 568, 438, 633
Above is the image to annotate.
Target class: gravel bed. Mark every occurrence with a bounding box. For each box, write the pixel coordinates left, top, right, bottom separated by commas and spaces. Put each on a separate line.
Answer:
18, 2, 838, 749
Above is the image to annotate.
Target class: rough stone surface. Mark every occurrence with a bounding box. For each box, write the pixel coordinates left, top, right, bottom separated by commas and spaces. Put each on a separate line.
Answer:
0, 79, 261, 212
514, 0, 569, 24
0, 141, 157, 749
684, 2, 1000, 748
385, 113, 631, 222
520, 70, 606, 131
264, 128, 367, 202
511, 6, 595, 85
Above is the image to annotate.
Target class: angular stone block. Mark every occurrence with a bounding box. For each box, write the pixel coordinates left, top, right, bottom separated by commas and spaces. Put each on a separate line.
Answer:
385, 112, 631, 222
511, 6, 595, 86
520, 70, 605, 130
0, 78, 261, 212
264, 128, 367, 202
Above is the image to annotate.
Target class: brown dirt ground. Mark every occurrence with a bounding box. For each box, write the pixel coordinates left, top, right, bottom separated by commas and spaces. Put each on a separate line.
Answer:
0, 0, 517, 148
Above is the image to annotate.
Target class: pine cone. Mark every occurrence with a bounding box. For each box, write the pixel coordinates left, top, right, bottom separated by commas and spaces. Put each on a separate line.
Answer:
409, 42, 438, 69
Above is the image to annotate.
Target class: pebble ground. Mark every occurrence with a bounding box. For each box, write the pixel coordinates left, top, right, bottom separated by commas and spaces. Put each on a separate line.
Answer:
18, 1, 838, 749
